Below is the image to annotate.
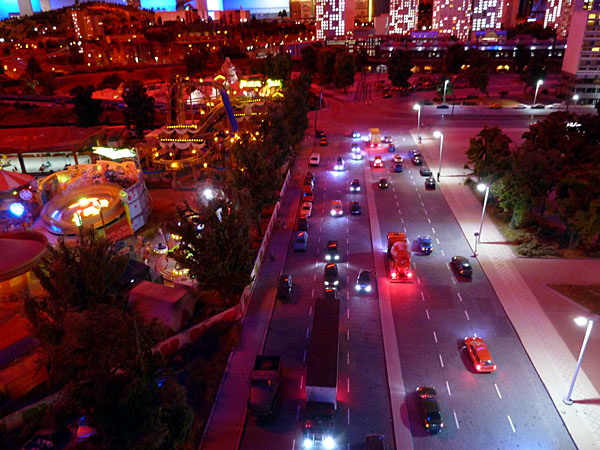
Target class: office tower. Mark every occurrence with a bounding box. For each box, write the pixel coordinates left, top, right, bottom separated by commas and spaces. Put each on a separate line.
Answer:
472, 0, 504, 31
432, 0, 471, 41
544, 0, 574, 38
316, 0, 346, 39
18, 0, 33, 16
562, 1, 600, 104
290, 0, 316, 19
389, 0, 418, 34
503, 0, 518, 29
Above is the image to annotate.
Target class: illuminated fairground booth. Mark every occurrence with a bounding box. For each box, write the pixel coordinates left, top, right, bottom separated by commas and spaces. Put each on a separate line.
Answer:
35, 149, 151, 241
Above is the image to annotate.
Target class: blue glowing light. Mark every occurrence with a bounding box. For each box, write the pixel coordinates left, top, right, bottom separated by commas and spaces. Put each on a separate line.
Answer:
9, 202, 25, 217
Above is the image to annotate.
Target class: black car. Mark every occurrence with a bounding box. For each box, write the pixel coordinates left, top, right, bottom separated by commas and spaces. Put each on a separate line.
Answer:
325, 240, 340, 261
378, 178, 389, 189
355, 269, 372, 293
417, 386, 444, 434
276, 274, 293, 300
412, 155, 423, 166
351, 201, 362, 215
408, 149, 421, 158
298, 216, 309, 231
425, 177, 436, 190
451, 256, 473, 277
419, 167, 432, 177
324, 263, 339, 287
324, 288, 339, 300
350, 179, 361, 192
316, 129, 326, 138
320, 137, 328, 146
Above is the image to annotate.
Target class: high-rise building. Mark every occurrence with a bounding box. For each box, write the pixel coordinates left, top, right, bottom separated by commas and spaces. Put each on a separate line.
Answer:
71, 9, 104, 41
432, 0, 471, 41
471, 0, 504, 32
389, 0, 418, 35
354, 0, 370, 21
316, 0, 346, 39
17, 0, 33, 16
503, 0, 519, 29
562, 0, 600, 104
290, 0, 316, 19
544, 0, 575, 38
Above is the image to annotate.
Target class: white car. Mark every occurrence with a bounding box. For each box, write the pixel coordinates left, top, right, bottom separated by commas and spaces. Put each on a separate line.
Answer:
334, 157, 345, 171
309, 153, 320, 166
512, 103, 528, 109
393, 154, 404, 163
301, 202, 313, 217
352, 130, 361, 139
547, 103, 564, 109
352, 150, 363, 160
330, 200, 343, 216
383, 136, 392, 144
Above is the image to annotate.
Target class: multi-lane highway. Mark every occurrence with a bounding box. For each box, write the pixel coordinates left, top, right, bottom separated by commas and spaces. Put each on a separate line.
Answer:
238, 82, 577, 450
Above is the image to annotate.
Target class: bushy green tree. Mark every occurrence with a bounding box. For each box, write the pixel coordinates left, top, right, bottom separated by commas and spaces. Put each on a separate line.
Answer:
184, 50, 208, 76
333, 51, 355, 91
301, 45, 318, 74
282, 72, 311, 145
70, 84, 104, 127
317, 48, 336, 85
524, 54, 547, 91
387, 50, 413, 88
513, 44, 530, 74
466, 50, 489, 95
26, 56, 42, 78
265, 53, 292, 81
465, 126, 512, 181
444, 43, 466, 74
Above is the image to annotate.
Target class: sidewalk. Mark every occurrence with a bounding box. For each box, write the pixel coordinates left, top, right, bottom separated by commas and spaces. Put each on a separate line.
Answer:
415, 129, 600, 450
199, 149, 306, 450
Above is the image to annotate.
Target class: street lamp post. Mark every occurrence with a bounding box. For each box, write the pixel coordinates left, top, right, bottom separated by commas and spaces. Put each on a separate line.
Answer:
476, 183, 490, 243
442, 80, 450, 105
434, 131, 443, 182
564, 316, 595, 405
533, 79, 544, 107
567, 94, 579, 112
414, 104, 421, 142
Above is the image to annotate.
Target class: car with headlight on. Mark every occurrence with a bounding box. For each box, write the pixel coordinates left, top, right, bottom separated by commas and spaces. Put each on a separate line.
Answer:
425, 177, 436, 189
417, 386, 444, 434
378, 178, 389, 189
355, 269, 372, 292
383, 135, 392, 144
352, 130, 361, 139
412, 155, 423, 166
351, 142, 361, 152
324, 263, 339, 287
465, 336, 497, 373
408, 149, 421, 159
352, 149, 363, 160
276, 274, 293, 300
294, 232, 308, 252
330, 200, 343, 216
301, 202, 313, 217
334, 156, 345, 171
351, 201, 361, 215
451, 255, 472, 277
393, 154, 403, 163
350, 179, 361, 192
325, 240, 340, 261
417, 235, 432, 254
373, 156, 384, 168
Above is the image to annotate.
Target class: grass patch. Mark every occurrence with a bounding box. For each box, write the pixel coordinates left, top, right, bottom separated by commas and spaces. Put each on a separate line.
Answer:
548, 284, 600, 314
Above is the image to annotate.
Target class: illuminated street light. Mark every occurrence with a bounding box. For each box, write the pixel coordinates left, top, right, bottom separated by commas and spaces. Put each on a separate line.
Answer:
564, 316, 596, 405
476, 183, 490, 244
203, 188, 214, 201
567, 94, 579, 112
433, 131, 443, 182
533, 79, 544, 106
413, 104, 421, 142
442, 79, 450, 104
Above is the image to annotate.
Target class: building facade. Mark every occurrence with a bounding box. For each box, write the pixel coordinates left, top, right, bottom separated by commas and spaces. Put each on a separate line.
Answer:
389, 0, 418, 35
544, 0, 574, 38
290, 0, 316, 19
316, 0, 347, 39
562, 2, 600, 104
432, 0, 471, 42
71, 9, 104, 41
471, 0, 504, 32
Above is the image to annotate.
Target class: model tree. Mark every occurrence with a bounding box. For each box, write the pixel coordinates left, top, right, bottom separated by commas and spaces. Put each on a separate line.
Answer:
123, 80, 155, 140
70, 84, 104, 127
387, 50, 413, 88
333, 51, 355, 91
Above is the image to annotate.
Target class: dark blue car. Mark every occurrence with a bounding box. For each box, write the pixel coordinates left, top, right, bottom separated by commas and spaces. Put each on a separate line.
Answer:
417, 235, 433, 254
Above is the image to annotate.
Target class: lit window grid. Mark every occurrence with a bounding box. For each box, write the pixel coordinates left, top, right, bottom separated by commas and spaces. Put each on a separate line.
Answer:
316, 0, 346, 39
432, 0, 472, 41
471, 0, 503, 31
390, 0, 419, 35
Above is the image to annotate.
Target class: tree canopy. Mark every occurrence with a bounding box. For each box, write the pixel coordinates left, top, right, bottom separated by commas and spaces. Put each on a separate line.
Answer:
123, 80, 156, 139
387, 50, 413, 88
70, 84, 104, 127
333, 51, 355, 91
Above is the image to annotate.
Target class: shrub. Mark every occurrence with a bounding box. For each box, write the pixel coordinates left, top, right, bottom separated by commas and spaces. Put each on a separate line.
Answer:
517, 240, 562, 257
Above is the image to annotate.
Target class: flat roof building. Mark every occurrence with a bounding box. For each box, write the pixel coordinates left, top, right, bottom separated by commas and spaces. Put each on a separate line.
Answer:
432, 0, 471, 42
389, 0, 418, 35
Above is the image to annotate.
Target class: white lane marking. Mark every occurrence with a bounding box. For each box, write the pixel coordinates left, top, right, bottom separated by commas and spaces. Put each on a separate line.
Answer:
303, 350, 307, 362
396, 201, 400, 207
309, 305, 313, 316
507, 415, 516, 433
398, 208, 402, 214
439, 354, 444, 368
296, 404, 300, 421
495, 383, 502, 399
417, 275, 421, 285
453, 411, 460, 429
433, 331, 438, 343
347, 351, 350, 365
451, 277, 457, 285
440, 249, 445, 257
313, 274, 317, 282
319, 226, 322, 233
421, 201, 425, 207
400, 217, 404, 223
394, 193, 397, 199
292, 439, 296, 450
300, 375, 304, 390
446, 380, 452, 396
311, 288, 315, 298
317, 248, 320, 254
464, 310, 470, 321
347, 307, 350, 319
404, 226, 407, 233
306, 328, 310, 339
315, 260, 319, 269
424, 209, 428, 215
347, 377, 350, 393
425, 309, 430, 320
431, 227, 436, 234
457, 292, 463, 302
420, 291, 425, 301
347, 329, 350, 341
427, 218, 431, 224
436, 238, 440, 245
347, 227, 349, 233
347, 408, 351, 425
346, 238, 349, 245
346, 275, 349, 284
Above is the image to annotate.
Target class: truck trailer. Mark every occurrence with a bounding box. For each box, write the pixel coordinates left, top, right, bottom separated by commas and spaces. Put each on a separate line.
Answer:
369, 128, 381, 148
303, 297, 339, 448
387, 232, 413, 281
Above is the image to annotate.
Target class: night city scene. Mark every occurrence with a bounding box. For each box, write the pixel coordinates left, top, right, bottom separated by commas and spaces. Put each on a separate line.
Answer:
0, 0, 599, 448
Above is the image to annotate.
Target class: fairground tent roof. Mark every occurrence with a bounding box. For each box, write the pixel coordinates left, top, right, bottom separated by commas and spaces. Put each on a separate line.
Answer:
0, 126, 106, 154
